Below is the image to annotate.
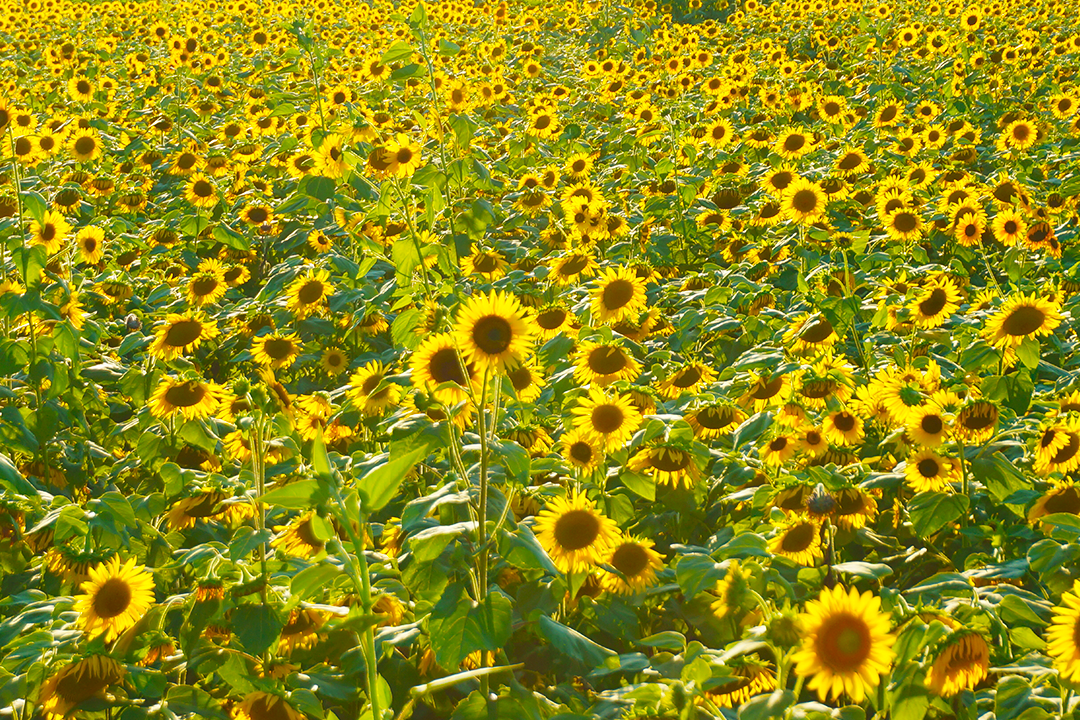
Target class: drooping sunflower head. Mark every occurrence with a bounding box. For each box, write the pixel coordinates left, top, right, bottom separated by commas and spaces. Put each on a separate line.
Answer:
701, 653, 778, 708
232, 691, 306, 720
711, 559, 756, 621
927, 629, 990, 697
38, 655, 125, 719
657, 361, 716, 400
628, 442, 701, 489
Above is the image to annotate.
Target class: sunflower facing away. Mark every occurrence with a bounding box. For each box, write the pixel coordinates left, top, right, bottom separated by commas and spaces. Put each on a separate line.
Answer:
38, 655, 125, 719
232, 691, 306, 720
74, 556, 156, 641
628, 443, 701, 489
454, 290, 536, 374
927, 630, 989, 697
792, 585, 895, 703
533, 491, 621, 574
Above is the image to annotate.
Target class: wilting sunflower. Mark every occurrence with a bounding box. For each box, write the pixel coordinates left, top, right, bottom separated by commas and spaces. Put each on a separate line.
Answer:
278, 608, 327, 653
1047, 579, 1080, 683
927, 630, 989, 697
628, 443, 701, 489
454, 290, 536, 375
74, 556, 156, 641
149, 376, 224, 420
251, 332, 302, 370
598, 535, 664, 594
551, 249, 599, 284
687, 403, 747, 439
702, 655, 777, 708
286, 268, 333, 318
784, 314, 839, 355
149, 313, 218, 360
984, 293, 1063, 349
30, 210, 73, 254
38, 655, 125, 719
271, 510, 327, 558
410, 332, 477, 404
769, 517, 823, 565
348, 360, 403, 416
657, 362, 717, 399
574, 340, 641, 386
166, 490, 226, 530
1027, 484, 1080, 523
792, 585, 895, 703
571, 388, 643, 452
954, 399, 999, 444
533, 491, 621, 574
590, 266, 648, 324
1033, 421, 1080, 476
904, 449, 960, 493
232, 691, 306, 720
909, 276, 961, 328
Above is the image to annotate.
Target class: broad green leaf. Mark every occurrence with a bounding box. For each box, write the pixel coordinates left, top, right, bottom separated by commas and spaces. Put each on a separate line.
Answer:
908, 491, 969, 536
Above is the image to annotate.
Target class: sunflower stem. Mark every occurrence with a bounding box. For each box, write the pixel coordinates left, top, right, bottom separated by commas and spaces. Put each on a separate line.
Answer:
248, 416, 270, 608
475, 368, 492, 695
390, 176, 435, 302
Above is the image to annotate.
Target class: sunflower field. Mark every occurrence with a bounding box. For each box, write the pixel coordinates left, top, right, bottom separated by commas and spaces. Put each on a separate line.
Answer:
4, 0, 1080, 717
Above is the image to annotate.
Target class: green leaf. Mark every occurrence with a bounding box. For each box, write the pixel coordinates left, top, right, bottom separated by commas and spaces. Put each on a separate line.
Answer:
359, 445, 427, 511
231, 604, 285, 656
636, 631, 685, 651
737, 689, 795, 720
380, 41, 415, 65
166, 685, 228, 720
92, 492, 137, 528
438, 39, 461, 56
675, 554, 725, 598
291, 563, 344, 599
391, 308, 423, 351
620, 469, 655, 501
0, 452, 35, 494
304, 175, 337, 202
908, 491, 969, 536
732, 411, 773, 450
389, 64, 425, 81
260, 479, 327, 509
1016, 337, 1041, 369
537, 616, 615, 668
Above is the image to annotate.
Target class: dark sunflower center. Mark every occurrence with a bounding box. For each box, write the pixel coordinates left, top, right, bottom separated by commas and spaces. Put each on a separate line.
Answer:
534, 115, 552, 130
699, 406, 736, 429
1002, 305, 1046, 336
297, 280, 325, 305
77, 80, 91, 94
472, 315, 513, 355
41, 224, 57, 242
224, 267, 244, 283
921, 415, 943, 435
395, 147, 413, 164
263, 338, 295, 360
93, 577, 133, 619
892, 212, 918, 233
296, 519, 323, 548
1012, 124, 1030, 141
770, 437, 789, 451
650, 449, 690, 472
178, 153, 197, 169
602, 279, 635, 311
74, 137, 96, 155
961, 404, 997, 430
569, 441, 594, 464
192, 180, 213, 198
674, 366, 703, 388
802, 379, 838, 399
537, 308, 568, 329
248, 207, 269, 223
805, 430, 823, 446
780, 522, 815, 552
165, 381, 207, 407
472, 253, 500, 273
589, 346, 627, 375
800, 319, 834, 344
824, 101, 840, 115
919, 288, 949, 316
1052, 433, 1080, 465
553, 509, 601, 551
838, 153, 861, 170
833, 412, 855, 432
611, 543, 650, 577
361, 373, 386, 397
783, 134, 806, 152
918, 458, 941, 478
751, 376, 785, 400
791, 189, 819, 214
429, 347, 467, 384
165, 320, 203, 347
591, 404, 625, 434
507, 365, 532, 391
1004, 220, 1018, 234
817, 613, 872, 672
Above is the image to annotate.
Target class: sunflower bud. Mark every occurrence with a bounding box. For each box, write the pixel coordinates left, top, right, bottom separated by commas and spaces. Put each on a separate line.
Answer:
765, 609, 802, 649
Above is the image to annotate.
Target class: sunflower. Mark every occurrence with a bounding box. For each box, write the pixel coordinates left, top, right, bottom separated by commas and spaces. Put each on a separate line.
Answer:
590, 266, 648, 324
907, 405, 950, 447
320, 348, 349, 376
573, 340, 641, 386
75, 226, 105, 263
598, 536, 664, 594
571, 388, 643, 452
74, 556, 156, 641
38, 655, 125, 719
822, 410, 865, 446
993, 209, 1027, 245
461, 248, 509, 280
271, 510, 326, 558
286, 268, 333, 319
533, 491, 621, 574
784, 314, 839, 354
184, 173, 218, 208
769, 517, 823, 565
782, 177, 827, 225
905, 449, 960, 492
534, 304, 575, 339
792, 585, 895, 703
384, 133, 423, 178
278, 608, 327, 653
1028, 485, 1080, 523
149, 376, 224, 420
761, 433, 799, 466
687, 403, 747, 439
410, 332, 477, 404
703, 655, 777, 708
1034, 421, 1080, 476
30, 210, 73, 254
711, 560, 755, 620
775, 127, 815, 159
1001, 120, 1038, 151
149, 313, 218, 360
831, 488, 879, 531
927, 630, 989, 697
909, 276, 961, 328
454, 290, 536, 375
551, 250, 599, 284
505, 361, 545, 403
883, 208, 925, 243
348, 360, 403, 416
186, 264, 229, 307
1047, 579, 1080, 683
984, 293, 1063, 349
657, 362, 716, 399
251, 332, 302, 370
628, 443, 700, 489
560, 427, 606, 474
232, 691, 306, 720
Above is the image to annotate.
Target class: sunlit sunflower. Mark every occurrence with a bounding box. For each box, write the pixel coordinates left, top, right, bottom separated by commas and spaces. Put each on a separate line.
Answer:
551, 249, 599, 284
286, 268, 333, 319
830, 488, 879, 531
590, 266, 648, 324
149, 313, 218, 360
232, 691, 306, 720
321, 348, 349, 376
598, 535, 664, 594
149, 376, 224, 420
909, 276, 961, 328
904, 449, 960, 492
1047, 579, 1080, 683
348, 360, 403, 416
782, 178, 827, 225
984, 293, 1063, 349
560, 427, 606, 474
251, 332, 302, 370
75, 226, 105, 264
822, 410, 864, 446
792, 585, 895, 703
907, 405, 950, 447
462, 247, 509, 280
1034, 420, 1080, 476
278, 608, 327, 654
571, 388, 643, 452
74, 556, 155, 641
574, 340, 641, 386
186, 264, 228, 306
38, 655, 125, 719
1028, 484, 1080, 523
784, 314, 839, 354
687, 403, 747, 439
410, 332, 477, 404
533, 491, 621, 574
628, 443, 700, 489
761, 432, 799, 466
769, 517, 823, 565
711, 559, 755, 620
271, 510, 327, 558
703, 655, 777, 708
927, 630, 989, 697
30, 210, 73, 254
184, 173, 218, 208
454, 290, 536, 374
166, 490, 226, 530
505, 361, 545, 403
657, 362, 717, 399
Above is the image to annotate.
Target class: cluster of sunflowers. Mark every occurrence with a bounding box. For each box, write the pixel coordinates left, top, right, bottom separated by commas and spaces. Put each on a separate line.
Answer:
4, 0, 1080, 717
